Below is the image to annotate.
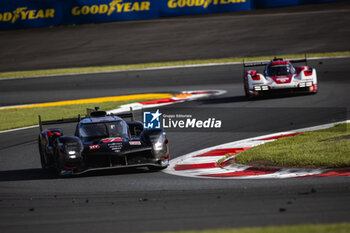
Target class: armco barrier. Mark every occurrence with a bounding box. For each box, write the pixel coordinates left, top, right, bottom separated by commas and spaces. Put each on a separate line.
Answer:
0, 0, 344, 30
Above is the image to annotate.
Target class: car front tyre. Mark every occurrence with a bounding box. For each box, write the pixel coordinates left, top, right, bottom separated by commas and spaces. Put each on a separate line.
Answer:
39, 137, 49, 170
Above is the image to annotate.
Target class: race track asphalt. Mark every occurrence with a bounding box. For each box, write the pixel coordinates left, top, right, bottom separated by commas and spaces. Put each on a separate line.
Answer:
0, 57, 349, 233
1, 1, 350, 232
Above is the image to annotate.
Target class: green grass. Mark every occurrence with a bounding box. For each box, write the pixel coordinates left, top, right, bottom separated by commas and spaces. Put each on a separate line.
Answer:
235, 123, 350, 169
0, 100, 149, 131
148, 223, 350, 233
1, 51, 350, 79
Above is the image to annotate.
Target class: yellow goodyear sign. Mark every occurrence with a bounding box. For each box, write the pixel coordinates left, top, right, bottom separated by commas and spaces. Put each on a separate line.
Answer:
0, 7, 55, 23
167, 0, 246, 8
0, 0, 252, 30
0, 0, 157, 30
71, 0, 152, 16
161, 0, 251, 16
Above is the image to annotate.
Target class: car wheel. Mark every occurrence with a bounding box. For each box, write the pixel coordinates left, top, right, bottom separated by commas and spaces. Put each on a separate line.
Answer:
244, 87, 250, 98
39, 138, 49, 170
54, 148, 70, 177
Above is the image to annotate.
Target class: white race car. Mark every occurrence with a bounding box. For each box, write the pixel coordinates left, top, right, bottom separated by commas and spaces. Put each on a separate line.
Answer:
243, 57, 318, 98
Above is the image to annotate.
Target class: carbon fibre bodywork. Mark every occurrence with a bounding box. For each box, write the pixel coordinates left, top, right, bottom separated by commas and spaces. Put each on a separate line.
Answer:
38, 110, 169, 177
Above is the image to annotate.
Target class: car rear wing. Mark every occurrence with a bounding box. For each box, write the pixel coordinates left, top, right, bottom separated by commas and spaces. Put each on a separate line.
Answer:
39, 107, 134, 131
243, 56, 308, 69
243, 61, 269, 68
86, 107, 134, 120
39, 115, 81, 131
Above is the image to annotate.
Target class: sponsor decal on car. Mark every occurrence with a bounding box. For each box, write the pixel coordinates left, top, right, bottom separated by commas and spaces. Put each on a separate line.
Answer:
108, 143, 123, 152
129, 141, 142, 145
102, 137, 123, 143
89, 145, 100, 150
276, 77, 290, 83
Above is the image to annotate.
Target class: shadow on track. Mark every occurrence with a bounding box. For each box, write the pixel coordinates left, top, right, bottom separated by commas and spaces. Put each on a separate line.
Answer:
76, 167, 154, 179
199, 95, 248, 104
200, 93, 316, 104
0, 167, 154, 182
0, 168, 57, 181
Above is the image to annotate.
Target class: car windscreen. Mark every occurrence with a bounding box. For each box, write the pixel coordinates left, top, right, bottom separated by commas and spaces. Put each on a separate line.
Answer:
266, 64, 294, 76
79, 121, 128, 139
105, 121, 128, 138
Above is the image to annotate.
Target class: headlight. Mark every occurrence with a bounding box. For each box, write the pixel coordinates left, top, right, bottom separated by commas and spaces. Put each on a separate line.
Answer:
149, 133, 167, 151
67, 150, 78, 159
150, 135, 166, 151
62, 145, 81, 158
153, 141, 163, 151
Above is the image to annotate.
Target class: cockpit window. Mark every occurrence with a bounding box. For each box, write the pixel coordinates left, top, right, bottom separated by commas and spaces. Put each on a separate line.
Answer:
106, 121, 128, 137
266, 64, 295, 76
79, 121, 128, 139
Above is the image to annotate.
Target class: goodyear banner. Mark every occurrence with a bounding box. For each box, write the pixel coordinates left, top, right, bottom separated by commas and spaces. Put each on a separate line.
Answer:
0, 0, 345, 30
0, 0, 159, 30
0, 0, 63, 30
160, 0, 252, 17
65, 0, 159, 25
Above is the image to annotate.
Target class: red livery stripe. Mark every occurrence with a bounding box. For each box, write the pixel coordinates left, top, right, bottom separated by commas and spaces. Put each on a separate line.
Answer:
270, 60, 290, 66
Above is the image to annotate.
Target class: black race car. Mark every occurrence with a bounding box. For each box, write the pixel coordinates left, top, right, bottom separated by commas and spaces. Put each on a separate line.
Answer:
38, 108, 169, 177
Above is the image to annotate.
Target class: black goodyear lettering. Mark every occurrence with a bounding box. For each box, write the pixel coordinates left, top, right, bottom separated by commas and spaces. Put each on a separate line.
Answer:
71, 0, 151, 16
0, 7, 55, 23
168, 0, 246, 8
